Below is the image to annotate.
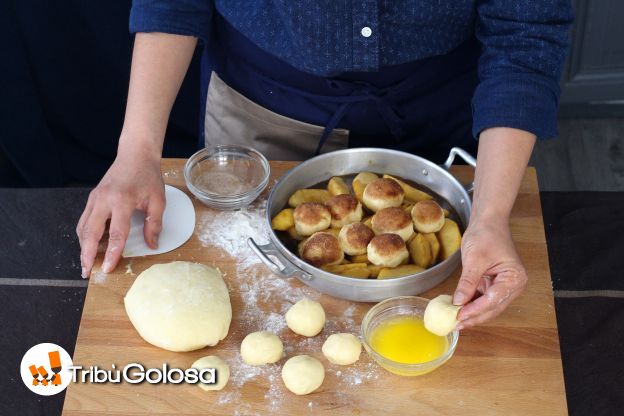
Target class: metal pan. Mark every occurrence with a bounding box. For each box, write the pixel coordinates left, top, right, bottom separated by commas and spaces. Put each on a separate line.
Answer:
249, 147, 475, 302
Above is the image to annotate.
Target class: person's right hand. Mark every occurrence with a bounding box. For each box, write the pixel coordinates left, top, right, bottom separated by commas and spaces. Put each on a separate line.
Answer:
76, 148, 165, 278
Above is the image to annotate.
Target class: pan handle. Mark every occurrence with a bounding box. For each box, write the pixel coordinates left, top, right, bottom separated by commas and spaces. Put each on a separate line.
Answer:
442, 147, 476, 193
248, 238, 313, 281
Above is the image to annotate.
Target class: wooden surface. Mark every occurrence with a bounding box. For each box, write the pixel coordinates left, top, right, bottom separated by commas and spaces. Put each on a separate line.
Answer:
63, 159, 567, 416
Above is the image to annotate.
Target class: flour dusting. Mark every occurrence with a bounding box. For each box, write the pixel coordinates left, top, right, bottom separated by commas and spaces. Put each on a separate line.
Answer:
196, 198, 380, 412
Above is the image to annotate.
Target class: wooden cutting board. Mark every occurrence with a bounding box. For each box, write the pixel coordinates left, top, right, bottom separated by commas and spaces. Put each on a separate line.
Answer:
62, 159, 567, 415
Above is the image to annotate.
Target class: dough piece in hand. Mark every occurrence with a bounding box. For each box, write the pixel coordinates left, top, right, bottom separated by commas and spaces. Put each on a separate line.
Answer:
191, 355, 230, 391
293, 202, 331, 236
240, 331, 284, 365
286, 298, 325, 337
322, 333, 361, 365
281, 355, 325, 395
424, 294, 461, 336
363, 178, 405, 212
124, 261, 231, 352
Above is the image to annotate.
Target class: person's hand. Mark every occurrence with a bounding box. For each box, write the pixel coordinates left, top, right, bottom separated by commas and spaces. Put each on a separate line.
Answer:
76, 148, 165, 278
452, 219, 527, 329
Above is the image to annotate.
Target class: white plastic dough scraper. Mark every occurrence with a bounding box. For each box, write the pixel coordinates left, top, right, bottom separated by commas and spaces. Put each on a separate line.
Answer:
123, 185, 196, 257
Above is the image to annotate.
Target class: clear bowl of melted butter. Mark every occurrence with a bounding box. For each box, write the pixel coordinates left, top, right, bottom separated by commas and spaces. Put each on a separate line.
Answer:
184, 145, 270, 210
361, 296, 459, 376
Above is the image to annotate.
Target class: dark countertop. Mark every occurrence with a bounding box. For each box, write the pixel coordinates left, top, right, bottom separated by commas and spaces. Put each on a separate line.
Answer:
0, 189, 622, 416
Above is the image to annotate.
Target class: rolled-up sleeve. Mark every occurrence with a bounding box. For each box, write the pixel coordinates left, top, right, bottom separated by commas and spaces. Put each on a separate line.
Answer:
472, 1, 574, 139
129, 0, 213, 42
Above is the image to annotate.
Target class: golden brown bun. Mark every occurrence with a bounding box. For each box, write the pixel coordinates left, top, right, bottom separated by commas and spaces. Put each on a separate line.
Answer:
326, 194, 363, 228
411, 200, 445, 233
293, 202, 331, 236
299, 232, 344, 267
339, 222, 375, 256
367, 233, 409, 267
362, 178, 404, 212
371, 207, 414, 241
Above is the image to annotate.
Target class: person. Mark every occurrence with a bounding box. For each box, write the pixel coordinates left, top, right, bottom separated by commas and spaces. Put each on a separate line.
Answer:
77, 1, 573, 330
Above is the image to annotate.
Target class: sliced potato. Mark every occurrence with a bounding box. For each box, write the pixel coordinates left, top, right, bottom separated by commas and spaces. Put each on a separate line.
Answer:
362, 216, 373, 229
287, 226, 305, 241
328, 177, 350, 196
402, 203, 414, 214
366, 264, 384, 278
423, 233, 440, 266
271, 208, 295, 231
288, 189, 331, 207
436, 218, 461, 260
443, 208, 450, 217
325, 228, 341, 238
383, 174, 432, 203
349, 254, 370, 264
408, 233, 432, 268
377, 264, 425, 279
322, 263, 369, 274
353, 172, 379, 203
339, 267, 371, 279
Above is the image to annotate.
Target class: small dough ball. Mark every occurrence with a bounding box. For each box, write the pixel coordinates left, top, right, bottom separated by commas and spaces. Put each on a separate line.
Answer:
411, 200, 445, 234
240, 331, 284, 365
293, 202, 331, 236
326, 194, 363, 228
322, 333, 361, 365
362, 178, 404, 212
298, 232, 344, 267
281, 355, 325, 395
339, 222, 375, 256
191, 355, 230, 391
286, 298, 325, 337
367, 234, 409, 267
424, 294, 461, 336
124, 261, 231, 352
371, 207, 414, 241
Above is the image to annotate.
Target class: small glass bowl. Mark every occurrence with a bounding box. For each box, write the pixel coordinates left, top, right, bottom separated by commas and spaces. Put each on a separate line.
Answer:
361, 296, 459, 377
184, 145, 270, 210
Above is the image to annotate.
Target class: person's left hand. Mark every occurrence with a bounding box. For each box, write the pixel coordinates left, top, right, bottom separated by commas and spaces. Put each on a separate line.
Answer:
452, 219, 528, 330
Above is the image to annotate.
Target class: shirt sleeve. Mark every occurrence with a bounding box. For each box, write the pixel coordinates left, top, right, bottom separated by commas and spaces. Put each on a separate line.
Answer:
129, 0, 214, 43
472, 1, 574, 140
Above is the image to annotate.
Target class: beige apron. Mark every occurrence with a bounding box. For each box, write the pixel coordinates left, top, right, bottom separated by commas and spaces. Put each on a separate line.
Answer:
204, 72, 349, 161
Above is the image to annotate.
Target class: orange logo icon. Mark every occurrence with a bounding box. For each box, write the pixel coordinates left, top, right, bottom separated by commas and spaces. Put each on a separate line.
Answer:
21, 343, 72, 395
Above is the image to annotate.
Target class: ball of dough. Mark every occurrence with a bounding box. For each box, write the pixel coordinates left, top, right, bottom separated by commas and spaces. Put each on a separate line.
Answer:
338, 222, 375, 256
293, 202, 331, 236
321, 333, 362, 365
191, 355, 230, 391
298, 232, 344, 267
286, 298, 325, 337
411, 200, 445, 234
326, 194, 363, 228
371, 207, 414, 241
240, 331, 284, 365
281, 355, 325, 395
424, 294, 461, 336
124, 261, 231, 352
362, 178, 404, 212
367, 234, 409, 267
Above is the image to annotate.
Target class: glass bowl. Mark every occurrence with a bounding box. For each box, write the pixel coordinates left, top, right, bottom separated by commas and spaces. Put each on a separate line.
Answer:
361, 296, 459, 376
184, 145, 270, 210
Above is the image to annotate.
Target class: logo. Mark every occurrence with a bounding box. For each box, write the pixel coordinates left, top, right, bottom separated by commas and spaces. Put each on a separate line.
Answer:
20, 343, 73, 396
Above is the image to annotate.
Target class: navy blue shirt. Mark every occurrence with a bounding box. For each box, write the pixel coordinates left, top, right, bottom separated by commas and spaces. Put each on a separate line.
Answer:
129, 1, 573, 140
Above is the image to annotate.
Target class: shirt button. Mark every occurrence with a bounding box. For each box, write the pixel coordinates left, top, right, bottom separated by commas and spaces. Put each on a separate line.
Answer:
361, 27, 372, 38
